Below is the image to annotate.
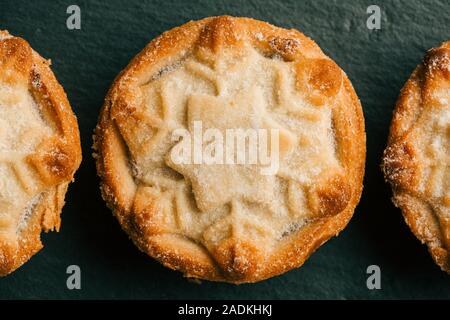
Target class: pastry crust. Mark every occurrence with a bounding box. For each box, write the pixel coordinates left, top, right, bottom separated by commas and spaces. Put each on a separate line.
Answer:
94, 16, 365, 283
382, 41, 450, 274
0, 31, 81, 276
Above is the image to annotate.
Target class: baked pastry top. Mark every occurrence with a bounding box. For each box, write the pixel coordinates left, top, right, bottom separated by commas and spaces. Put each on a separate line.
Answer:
383, 41, 450, 274
94, 16, 365, 283
0, 31, 81, 276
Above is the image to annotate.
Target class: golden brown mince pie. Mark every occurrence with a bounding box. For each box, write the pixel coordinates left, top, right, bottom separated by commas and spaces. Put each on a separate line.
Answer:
0, 31, 81, 276
94, 16, 366, 283
382, 41, 450, 274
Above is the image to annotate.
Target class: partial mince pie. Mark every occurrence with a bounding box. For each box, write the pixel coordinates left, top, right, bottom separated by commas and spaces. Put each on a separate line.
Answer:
382, 41, 450, 274
94, 16, 366, 283
0, 31, 81, 276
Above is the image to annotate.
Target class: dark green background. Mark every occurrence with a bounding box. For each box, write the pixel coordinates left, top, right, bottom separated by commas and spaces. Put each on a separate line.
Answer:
0, 0, 449, 299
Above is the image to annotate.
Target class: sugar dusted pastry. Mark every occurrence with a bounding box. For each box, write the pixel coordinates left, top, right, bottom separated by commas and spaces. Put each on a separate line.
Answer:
0, 31, 81, 276
383, 41, 450, 274
94, 16, 366, 283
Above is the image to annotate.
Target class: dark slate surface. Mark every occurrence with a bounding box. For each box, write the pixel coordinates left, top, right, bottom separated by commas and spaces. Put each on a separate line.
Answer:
0, 0, 449, 299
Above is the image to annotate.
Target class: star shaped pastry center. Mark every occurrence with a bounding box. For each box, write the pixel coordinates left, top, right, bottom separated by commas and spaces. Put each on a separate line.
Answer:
166, 86, 296, 212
